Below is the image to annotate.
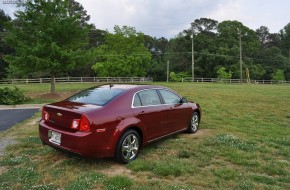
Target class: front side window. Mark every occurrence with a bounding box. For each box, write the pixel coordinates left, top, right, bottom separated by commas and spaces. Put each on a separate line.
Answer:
159, 89, 181, 104
133, 89, 161, 107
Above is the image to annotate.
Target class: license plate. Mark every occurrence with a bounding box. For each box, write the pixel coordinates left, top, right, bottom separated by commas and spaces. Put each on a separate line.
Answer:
48, 130, 61, 145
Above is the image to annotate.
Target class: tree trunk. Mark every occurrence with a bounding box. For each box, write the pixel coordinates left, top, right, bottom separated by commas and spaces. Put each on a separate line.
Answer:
51, 72, 56, 93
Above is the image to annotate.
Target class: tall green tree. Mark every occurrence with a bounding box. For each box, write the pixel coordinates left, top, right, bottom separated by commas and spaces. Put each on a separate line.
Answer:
191, 18, 218, 77
0, 9, 12, 79
92, 26, 151, 77
216, 21, 260, 78
165, 32, 192, 74
191, 18, 218, 34
254, 25, 288, 80
144, 35, 168, 81
280, 23, 290, 58
88, 29, 107, 49
0, 9, 11, 32
256, 26, 272, 48
279, 23, 290, 79
69, 28, 108, 77
165, 18, 220, 78
4, 0, 92, 93
256, 26, 281, 48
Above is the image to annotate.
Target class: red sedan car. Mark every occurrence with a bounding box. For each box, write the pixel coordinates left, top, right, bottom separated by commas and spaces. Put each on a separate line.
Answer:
39, 84, 201, 163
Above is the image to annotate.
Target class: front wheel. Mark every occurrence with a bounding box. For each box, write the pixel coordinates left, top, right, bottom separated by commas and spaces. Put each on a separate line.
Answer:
187, 112, 200, 133
115, 130, 141, 164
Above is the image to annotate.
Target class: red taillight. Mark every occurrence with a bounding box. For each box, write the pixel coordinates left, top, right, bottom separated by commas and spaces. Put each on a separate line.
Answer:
80, 115, 90, 131
42, 107, 49, 121
71, 115, 90, 131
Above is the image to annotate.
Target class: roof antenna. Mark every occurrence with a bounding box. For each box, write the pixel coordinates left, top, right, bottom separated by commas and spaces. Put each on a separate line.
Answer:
109, 83, 114, 89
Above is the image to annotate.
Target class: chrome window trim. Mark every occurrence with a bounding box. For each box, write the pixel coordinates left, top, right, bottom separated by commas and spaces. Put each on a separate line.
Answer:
131, 88, 183, 108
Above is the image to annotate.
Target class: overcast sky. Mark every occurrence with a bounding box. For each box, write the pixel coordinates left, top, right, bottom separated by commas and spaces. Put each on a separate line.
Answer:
1, 0, 289, 39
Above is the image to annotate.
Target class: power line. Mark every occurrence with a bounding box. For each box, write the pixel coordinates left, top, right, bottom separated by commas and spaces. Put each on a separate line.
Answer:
94, 51, 290, 64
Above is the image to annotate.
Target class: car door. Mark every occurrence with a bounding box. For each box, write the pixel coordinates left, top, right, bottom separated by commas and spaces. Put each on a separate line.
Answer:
131, 89, 168, 141
158, 89, 192, 133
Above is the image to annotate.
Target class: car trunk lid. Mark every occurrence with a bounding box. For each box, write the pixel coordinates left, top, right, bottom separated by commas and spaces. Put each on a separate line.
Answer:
43, 101, 102, 130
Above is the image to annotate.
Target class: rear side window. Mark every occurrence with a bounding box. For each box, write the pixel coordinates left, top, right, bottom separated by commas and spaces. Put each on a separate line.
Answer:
68, 88, 124, 106
133, 94, 142, 107
134, 89, 161, 107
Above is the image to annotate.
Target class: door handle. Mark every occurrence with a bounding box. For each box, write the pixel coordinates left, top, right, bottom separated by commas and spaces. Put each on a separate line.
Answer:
116, 116, 125, 121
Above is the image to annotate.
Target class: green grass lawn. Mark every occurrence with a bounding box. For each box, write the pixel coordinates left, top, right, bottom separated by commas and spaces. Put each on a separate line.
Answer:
0, 82, 289, 189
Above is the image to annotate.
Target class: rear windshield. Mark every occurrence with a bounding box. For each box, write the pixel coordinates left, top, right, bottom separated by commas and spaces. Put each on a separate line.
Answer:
67, 87, 125, 106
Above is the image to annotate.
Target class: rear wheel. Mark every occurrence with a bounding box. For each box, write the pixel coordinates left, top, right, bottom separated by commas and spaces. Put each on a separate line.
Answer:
187, 112, 200, 133
115, 130, 140, 164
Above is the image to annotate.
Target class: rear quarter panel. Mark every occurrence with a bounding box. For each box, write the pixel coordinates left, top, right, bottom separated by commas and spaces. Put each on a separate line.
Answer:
85, 89, 145, 153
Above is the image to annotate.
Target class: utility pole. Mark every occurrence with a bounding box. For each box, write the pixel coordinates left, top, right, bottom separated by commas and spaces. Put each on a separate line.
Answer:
238, 28, 243, 83
191, 23, 195, 82
166, 60, 169, 82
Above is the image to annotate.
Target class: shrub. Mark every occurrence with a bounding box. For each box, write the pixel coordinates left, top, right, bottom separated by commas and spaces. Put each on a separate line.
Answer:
0, 87, 27, 105
217, 67, 233, 80
169, 72, 188, 82
271, 69, 285, 81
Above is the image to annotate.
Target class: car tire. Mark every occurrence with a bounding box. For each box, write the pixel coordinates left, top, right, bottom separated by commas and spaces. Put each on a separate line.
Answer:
187, 112, 200, 133
115, 129, 141, 164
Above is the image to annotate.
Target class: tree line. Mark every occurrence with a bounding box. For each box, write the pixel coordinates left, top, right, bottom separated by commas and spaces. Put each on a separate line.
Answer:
0, 0, 289, 92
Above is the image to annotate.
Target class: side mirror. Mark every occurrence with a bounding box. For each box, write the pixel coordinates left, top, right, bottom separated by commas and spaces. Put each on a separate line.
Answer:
181, 97, 188, 103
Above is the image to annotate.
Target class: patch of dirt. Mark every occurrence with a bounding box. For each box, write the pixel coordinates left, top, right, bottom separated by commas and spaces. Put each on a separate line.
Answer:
39, 93, 63, 100
0, 137, 16, 176
26, 91, 76, 102
0, 166, 8, 175
27, 118, 38, 126
101, 164, 135, 178
0, 137, 16, 156
193, 129, 212, 137
180, 129, 212, 139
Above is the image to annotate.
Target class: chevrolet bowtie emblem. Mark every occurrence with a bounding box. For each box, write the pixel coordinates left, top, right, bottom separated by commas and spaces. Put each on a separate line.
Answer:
57, 113, 62, 117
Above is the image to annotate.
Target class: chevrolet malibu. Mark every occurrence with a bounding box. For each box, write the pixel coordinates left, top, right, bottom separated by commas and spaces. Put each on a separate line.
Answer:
39, 84, 201, 163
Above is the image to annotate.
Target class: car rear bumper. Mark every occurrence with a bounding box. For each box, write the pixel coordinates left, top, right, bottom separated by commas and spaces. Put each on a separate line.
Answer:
39, 120, 114, 158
